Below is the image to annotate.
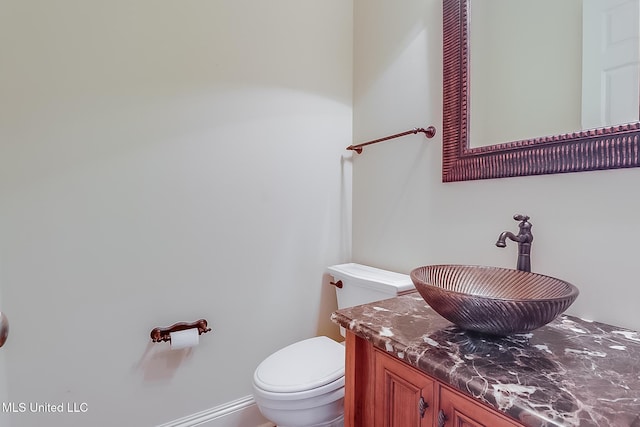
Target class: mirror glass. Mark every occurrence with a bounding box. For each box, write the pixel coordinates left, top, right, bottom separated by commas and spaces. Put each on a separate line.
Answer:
468, 0, 640, 148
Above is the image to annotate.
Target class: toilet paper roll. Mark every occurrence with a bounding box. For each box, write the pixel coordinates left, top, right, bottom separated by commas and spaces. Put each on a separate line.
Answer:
170, 328, 199, 350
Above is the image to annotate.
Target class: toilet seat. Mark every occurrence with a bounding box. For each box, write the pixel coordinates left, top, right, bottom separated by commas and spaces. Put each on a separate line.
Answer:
253, 336, 345, 400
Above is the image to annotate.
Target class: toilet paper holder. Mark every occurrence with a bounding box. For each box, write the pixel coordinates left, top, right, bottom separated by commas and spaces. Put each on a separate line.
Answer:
150, 319, 211, 343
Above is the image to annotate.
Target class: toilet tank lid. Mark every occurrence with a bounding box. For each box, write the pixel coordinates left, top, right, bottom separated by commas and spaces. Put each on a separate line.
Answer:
254, 336, 345, 394
327, 263, 414, 294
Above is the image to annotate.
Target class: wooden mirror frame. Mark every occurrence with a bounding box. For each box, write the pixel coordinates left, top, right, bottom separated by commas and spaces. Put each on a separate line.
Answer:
442, 0, 640, 182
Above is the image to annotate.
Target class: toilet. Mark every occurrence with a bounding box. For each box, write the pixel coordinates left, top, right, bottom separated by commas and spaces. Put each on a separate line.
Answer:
252, 263, 415, 427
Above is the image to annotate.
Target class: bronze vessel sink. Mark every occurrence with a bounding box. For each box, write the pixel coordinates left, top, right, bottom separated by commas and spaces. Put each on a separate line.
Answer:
410, 265, 579, 335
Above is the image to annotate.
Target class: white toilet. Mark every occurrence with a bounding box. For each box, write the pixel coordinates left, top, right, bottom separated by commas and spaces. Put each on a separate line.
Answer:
252, 263, 415, 427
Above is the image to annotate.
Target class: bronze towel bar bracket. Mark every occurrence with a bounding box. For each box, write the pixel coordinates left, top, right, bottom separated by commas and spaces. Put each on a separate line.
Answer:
347, 126, 436, 154
150, 319, 211, 343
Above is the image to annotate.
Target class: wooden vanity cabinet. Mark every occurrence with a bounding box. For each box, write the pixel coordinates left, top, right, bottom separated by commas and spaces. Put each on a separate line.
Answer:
344, 331, 525, 427
438, 386, 524, 427
375, 348, 435, 426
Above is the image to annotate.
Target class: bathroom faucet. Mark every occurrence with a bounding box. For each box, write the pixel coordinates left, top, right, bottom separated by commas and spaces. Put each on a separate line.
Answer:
496, 214, 533, 272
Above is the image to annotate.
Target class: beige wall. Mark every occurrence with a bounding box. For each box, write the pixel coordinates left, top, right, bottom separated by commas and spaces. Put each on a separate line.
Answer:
353, 0, 640, 332
0, 1, 352, 426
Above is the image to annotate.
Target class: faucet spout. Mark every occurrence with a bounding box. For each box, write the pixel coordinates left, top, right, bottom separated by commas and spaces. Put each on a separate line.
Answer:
496, 231, 519, 247
495, 214, 534, 272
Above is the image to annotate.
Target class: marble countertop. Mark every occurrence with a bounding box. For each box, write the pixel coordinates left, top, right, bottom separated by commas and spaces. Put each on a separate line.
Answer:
331, 292, 640, 427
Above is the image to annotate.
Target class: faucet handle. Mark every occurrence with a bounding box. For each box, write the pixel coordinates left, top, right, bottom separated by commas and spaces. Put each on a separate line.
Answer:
514, 214, 533, 238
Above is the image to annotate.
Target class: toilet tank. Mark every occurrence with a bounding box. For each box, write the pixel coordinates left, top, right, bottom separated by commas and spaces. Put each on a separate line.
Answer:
327, 263, 415, 309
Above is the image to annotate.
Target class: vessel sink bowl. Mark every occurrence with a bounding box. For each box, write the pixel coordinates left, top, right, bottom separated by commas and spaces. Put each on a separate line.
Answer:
410, 265, 579, 335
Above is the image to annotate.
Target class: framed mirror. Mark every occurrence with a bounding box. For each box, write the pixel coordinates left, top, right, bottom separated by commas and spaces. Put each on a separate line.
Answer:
442, 0, 640, 182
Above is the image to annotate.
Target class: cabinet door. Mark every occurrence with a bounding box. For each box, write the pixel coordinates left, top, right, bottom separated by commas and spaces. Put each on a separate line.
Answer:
438, 386, 522, 427
375, 350, 435, 427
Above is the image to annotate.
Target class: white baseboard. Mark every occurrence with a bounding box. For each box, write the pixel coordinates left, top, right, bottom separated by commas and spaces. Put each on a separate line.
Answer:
156, 395, 273, 427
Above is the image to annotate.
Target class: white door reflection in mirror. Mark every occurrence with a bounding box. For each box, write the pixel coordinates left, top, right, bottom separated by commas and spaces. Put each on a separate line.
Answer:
582, 0, 640, 129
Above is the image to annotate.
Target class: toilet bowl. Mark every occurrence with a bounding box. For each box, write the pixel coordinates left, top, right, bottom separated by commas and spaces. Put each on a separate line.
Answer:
252, 263, 415, 427
252, 336, 345, 427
